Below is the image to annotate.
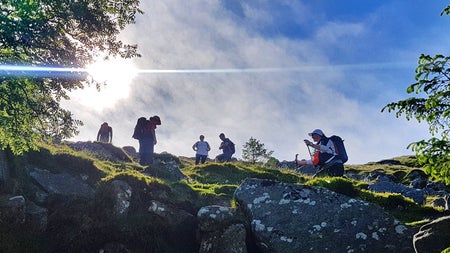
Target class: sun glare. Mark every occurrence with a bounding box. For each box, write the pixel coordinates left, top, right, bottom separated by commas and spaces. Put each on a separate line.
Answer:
69, 58, 138, 111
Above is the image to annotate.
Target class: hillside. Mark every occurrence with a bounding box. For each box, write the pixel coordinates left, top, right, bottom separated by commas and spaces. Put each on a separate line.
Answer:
0, 141, 448, 252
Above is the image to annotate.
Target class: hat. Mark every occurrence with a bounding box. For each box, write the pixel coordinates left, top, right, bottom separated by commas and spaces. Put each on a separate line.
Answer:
308, 129, 324, 136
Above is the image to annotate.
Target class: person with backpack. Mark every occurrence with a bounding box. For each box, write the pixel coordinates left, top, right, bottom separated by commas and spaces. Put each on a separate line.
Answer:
97, 122, 113, 143
215, 133, 235, 162
192, 135, 211, 164
132, 115, 161, 165
295, 129, 345, 177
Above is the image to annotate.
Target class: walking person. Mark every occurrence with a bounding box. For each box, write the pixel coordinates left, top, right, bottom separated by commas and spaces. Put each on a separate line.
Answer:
215, 133, 235, 162
97, 122, 113, 143
192, 135, 211, 164
295, 129, 344, 176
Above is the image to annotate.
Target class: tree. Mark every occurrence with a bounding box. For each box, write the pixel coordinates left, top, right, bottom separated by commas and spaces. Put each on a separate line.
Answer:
242, 137, 274, 164
382, 7, 450, 183
0, 0, 142, 155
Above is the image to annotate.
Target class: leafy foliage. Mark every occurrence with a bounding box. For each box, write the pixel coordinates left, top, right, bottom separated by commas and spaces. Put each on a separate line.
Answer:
242, 137, 274, 163
382, 24, 450, 183
0, 0, 142, 155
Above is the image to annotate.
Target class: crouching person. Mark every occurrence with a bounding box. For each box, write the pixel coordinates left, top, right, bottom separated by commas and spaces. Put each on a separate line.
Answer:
296, 129, 344, 177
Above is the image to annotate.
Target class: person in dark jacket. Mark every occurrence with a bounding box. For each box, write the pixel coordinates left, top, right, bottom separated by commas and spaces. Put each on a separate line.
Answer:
133, 116, 161, 165
215, 133, 235, 162
97, 122, 113, 143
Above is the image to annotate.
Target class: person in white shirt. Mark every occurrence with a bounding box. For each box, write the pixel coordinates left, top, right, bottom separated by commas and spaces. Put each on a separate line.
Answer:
296, 129, 344, 176
192, 135, 211, 164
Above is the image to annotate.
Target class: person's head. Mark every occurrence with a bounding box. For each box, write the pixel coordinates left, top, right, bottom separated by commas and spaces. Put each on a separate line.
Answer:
150, 115, 161, 125
219, 133, 225, 140
308, 129, 324, 142
199, 135, 204, 141
102, 122, 108, 126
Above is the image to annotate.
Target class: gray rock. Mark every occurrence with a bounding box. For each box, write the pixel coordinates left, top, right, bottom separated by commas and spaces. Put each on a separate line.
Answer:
199, 223, 247, 253
29, 168, 95, 199
413, 215, 450, 253
25, 201, 48, 231
197, 205, 236, 232
234, 178, 414, 253
148, 200, 195, 228
110, 180, 132, 216
67, 141, 132, 163
0, 195, 26, 225
143, 160, 186, 181
410, 177, 427, 189
0, 150, 9, 183
368, 180, 425, 204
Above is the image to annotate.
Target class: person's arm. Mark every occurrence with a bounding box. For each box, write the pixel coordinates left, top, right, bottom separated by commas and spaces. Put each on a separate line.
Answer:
192, 142, 198, 151
206, 142, 211, 151
305, 140, 331, 153
109, 127, 113, 143
97, 129, 101, 141
152, 129, 157, 145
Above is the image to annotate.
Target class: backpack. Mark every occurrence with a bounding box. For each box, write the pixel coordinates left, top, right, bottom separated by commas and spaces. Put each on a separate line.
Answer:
329, 135, 348, 163
229, 141, 235, 154
132, 117, 147, 140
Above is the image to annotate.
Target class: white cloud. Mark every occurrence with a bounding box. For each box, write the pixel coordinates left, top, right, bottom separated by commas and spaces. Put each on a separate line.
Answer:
62, 0, 437, 164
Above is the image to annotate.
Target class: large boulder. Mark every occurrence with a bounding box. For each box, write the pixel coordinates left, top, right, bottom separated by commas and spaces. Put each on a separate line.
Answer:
109, 180, 132, 216
0, 195, 26, 226
0, 150, 9, 183
197, 205, 247, 253
368, 176, 425, 204
29, 168, 95, 201
67, 141, 132, 163
413, 215, 450, 253
199, 223, 247, 253
234, 178, 414, 253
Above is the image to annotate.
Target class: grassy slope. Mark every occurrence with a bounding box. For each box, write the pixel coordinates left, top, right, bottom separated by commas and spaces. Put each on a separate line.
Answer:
5, 143, 448, 227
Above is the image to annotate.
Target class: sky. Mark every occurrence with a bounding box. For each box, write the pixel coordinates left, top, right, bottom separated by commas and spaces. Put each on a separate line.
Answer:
62, 0, 450, 164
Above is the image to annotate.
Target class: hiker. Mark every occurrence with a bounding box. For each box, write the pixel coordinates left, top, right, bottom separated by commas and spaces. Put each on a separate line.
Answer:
97, 122, 113, 143
215, 133, 235, 162
295, 129, 344, 176
192, 135, 211, 164
132, 116, 161, 165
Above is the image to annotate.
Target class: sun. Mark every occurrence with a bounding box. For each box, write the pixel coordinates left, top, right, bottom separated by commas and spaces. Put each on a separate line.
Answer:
69, 57, 138, 111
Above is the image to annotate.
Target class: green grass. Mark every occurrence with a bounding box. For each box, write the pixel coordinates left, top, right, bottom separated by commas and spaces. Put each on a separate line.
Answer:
5, 143, 448, 229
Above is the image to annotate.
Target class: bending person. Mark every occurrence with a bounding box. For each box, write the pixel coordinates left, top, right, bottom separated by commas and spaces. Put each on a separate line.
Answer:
296, 129, 343, 176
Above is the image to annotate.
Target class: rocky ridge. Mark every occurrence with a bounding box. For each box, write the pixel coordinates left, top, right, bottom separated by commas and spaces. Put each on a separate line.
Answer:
0, 141, 449, 252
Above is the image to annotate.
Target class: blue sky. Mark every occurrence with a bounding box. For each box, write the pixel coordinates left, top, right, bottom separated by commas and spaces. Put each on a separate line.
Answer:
64, 0, 450, 164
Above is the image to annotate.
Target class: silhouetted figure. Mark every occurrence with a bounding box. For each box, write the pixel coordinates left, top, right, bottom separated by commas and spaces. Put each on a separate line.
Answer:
97, 122, 112, 143
215, 133, 235, 162
132, 116, 161, 165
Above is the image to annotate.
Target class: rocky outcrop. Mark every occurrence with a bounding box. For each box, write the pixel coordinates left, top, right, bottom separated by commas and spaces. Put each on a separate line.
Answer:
67, 141, 132, 163
30, 168, 95, 200
368, 175, 425, 204
413, 215, 450, 253
0, 195, 26, 226
234, 178, 414, 253
197, 205, 248, 253
0, 150, 9, 183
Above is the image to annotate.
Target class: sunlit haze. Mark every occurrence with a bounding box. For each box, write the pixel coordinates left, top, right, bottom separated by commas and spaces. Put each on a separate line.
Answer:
62, 1, 449, 164
69, 58, 137, 111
